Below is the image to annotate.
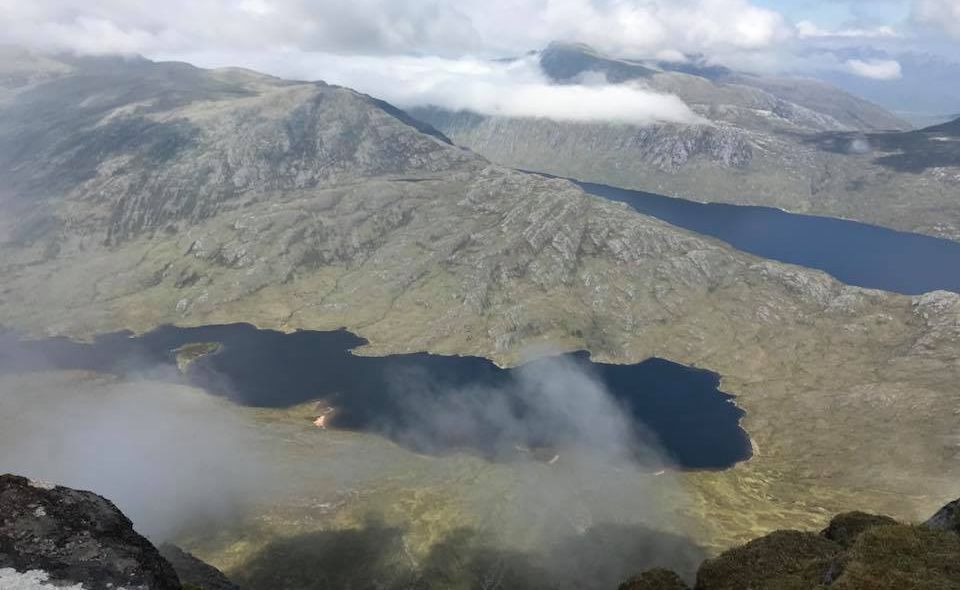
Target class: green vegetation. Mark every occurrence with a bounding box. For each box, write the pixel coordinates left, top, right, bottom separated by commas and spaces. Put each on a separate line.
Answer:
695, 531, 842, 590
173, 342, 222, 373
821, 512, 899, 548
624, 507, 960, 590
619, 569, 690, 590
833, 525, 960, 590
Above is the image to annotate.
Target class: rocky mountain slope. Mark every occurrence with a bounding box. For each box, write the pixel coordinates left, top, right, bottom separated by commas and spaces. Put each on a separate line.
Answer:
410, 43, 960, 239
620, 500, 960, 589
0, 49, 959, 562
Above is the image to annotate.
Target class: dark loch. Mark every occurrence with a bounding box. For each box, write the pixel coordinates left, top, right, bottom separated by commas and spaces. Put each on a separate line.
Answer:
0, 324, 751, 471
579, 180, 960, 295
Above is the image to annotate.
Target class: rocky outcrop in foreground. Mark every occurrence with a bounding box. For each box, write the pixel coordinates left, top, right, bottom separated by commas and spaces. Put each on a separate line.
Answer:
0, 474, 234, 590
0, 474, 180, 589
619, 499, 960, 590
2, 472, 957, 590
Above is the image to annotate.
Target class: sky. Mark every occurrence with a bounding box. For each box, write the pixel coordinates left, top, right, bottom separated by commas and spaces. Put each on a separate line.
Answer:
755, 0, 911, 29
1, 0, 958, 122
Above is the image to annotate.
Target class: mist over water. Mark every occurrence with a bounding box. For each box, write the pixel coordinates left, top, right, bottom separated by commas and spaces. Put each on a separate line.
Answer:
383, 353, 665, 466
0, 327, 723, 585
0, 324, 752, 470
0, 324, 742, 582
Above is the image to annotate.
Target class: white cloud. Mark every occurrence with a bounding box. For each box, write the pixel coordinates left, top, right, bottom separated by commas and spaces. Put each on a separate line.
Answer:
0, 0, 948, 99
845, 57, 903, 80
0, 0, 790, 59
172, 50, 704, 125
912, 0, 960, 39
796, 20, 901, 40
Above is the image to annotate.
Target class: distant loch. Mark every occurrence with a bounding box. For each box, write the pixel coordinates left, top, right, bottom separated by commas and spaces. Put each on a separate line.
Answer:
578, 180, 960, 296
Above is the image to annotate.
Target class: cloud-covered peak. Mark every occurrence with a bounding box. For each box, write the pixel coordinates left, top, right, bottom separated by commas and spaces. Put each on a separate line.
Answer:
176, 49, 704, 125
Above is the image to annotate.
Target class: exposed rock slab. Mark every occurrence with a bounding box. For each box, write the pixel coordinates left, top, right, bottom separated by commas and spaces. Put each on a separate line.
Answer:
0, 474, 180, 590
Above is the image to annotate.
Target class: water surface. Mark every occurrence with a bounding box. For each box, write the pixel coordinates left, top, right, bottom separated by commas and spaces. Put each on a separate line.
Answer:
0, 323, 751, 470
579, 181, 960, 295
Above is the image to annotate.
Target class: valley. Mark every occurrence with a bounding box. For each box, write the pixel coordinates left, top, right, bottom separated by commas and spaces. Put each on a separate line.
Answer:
0, 43, 958, 590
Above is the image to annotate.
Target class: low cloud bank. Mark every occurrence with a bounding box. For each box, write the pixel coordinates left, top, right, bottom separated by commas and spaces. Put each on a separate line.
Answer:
174, 50, 704, 125
797, 21, 901, 40
845, 58, 904, 81
0, 373, 275, 541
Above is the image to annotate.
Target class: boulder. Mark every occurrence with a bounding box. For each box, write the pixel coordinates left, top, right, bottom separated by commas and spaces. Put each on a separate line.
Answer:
618, 568, 690, 590
0, 474, 181, 590
821, 511, 899, 548
694, 530, 843, 590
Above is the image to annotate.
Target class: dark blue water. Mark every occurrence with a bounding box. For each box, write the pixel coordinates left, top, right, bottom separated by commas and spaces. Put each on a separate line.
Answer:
579, 181, 960, 295
0, 323, 751, 470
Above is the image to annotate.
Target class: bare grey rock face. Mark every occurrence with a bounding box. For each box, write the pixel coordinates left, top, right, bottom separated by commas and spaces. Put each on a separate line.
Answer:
0, 474, 181, 590
0, 54, 472, 246
0, 48, 876, 350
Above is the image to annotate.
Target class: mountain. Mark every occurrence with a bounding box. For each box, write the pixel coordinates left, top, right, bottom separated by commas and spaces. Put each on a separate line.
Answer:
0, 48, 959, 567
537, 42, 908, 132
410, 42, 960, 239
923, 116, 960, 136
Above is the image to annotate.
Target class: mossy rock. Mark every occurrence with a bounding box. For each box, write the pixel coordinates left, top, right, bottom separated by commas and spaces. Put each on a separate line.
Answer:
829, 524, 960, 590
619, 568, 690, 590
695, 530, 843, 590
821, 511, 899, 548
